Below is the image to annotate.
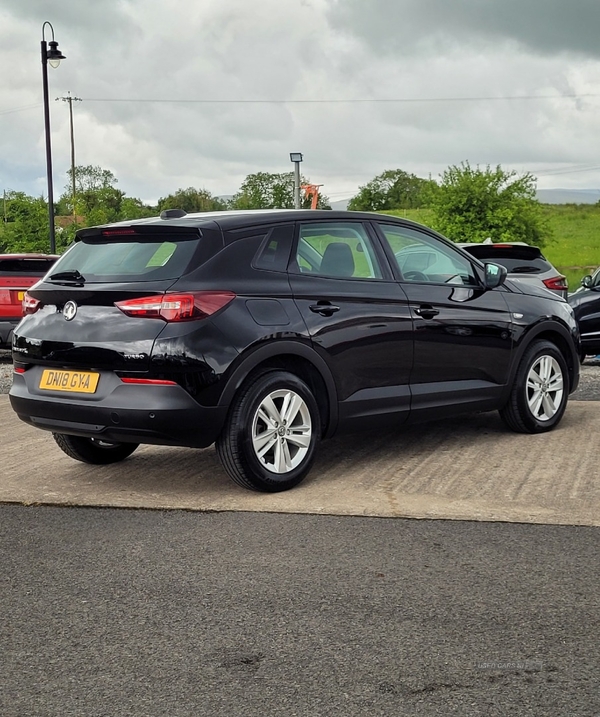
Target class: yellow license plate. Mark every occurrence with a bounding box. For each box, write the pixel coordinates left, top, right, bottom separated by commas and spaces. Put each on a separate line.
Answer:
39, 369, 100, 394
17, 291, 25, 301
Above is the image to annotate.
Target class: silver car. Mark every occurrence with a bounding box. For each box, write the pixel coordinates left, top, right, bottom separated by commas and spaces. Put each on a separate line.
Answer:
457, 241, 568, 299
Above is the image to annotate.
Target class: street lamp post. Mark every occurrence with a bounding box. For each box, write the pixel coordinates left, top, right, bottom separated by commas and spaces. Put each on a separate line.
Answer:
290, 153, 303, 209
41, 22, 66, 254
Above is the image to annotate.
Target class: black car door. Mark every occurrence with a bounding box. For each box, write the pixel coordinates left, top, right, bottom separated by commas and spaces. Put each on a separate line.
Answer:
373, 221, 514, 421
288, 219, 414, 431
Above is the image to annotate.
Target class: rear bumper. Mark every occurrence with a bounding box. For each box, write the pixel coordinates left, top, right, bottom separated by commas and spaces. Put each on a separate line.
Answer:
9, 370, 227, 448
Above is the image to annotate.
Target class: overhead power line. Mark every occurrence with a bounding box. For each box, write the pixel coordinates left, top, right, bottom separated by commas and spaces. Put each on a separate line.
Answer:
80, 93, 600, 104
2, 93, 598, 116
0, 103, 42, 116
533, 164, 600, 177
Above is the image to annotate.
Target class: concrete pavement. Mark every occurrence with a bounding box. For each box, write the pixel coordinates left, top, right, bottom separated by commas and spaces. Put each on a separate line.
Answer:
1, 394, 598, 526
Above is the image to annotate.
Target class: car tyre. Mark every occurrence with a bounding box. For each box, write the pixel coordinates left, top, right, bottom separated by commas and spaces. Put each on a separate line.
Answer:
53, 433, 139, 464
499, 340, 568, 433
216, 370, 321, 492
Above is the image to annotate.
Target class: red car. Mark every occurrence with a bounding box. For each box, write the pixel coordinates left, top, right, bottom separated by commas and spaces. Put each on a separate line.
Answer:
0, 254, 59, 349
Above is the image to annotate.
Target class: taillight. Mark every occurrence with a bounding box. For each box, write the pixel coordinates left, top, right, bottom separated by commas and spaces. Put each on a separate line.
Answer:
23, 292, 42, 315
115, 291, 236, 322
543, 276, 568, 292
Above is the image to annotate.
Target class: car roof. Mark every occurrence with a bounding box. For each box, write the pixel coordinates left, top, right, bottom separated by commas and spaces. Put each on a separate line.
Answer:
79, 209, 432, 234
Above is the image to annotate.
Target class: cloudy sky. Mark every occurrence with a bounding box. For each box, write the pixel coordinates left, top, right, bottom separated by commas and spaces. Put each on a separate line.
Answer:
2, 0, 600, 205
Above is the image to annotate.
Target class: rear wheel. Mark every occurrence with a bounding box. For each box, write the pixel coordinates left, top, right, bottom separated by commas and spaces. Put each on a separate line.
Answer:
499, 340, 568, 433
52, 434, 139, 464
216, 370, 321, 492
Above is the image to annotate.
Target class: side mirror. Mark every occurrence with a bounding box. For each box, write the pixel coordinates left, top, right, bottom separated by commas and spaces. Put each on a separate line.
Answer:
582, 275, 593, 289
483, 262, 507, 289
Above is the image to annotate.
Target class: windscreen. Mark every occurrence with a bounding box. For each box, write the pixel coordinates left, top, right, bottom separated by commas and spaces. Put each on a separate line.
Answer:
49, 235, 201, 283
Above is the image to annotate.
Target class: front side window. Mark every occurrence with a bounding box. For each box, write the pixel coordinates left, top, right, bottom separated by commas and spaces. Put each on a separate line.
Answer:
378, 224, 478, 286
293, 222, 382, 279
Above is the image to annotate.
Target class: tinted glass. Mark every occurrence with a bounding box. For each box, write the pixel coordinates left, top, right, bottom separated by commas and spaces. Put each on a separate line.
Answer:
49, 236, 200, 283
378, 224, 478, 286
0, 259, 57, 275
253, 225, 293, 272
293, 222, 382, 279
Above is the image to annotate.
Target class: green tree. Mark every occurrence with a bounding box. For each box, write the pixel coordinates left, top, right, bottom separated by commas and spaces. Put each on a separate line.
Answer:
430, 162, 550, 246
348, 169, 436, 211
230, 172, 331, 210
0, 191, 55, 253
157, 187, 227, 213
120, 197, 156, 220
58, 165, 125, 226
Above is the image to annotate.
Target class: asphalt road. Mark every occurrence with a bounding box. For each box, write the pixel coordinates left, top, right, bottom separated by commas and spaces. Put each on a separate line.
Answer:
1, 505, 599, 717
2, 349, 600, 716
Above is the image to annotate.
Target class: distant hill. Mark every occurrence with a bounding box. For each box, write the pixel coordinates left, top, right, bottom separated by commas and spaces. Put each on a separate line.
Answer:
536, 189, 600, 204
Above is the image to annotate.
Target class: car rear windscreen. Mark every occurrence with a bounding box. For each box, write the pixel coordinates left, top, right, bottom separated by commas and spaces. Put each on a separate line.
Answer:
48, 234, 201, 283
0, 259, 57, 275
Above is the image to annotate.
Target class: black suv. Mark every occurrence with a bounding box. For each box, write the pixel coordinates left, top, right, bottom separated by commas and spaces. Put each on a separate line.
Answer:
9, 210, 580, 492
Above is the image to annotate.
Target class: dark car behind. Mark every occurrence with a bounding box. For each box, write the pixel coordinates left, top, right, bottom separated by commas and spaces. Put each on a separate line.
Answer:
568, 267, 600, 359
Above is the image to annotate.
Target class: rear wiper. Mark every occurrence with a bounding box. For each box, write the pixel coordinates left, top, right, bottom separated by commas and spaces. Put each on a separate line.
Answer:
49, 269, 86, 284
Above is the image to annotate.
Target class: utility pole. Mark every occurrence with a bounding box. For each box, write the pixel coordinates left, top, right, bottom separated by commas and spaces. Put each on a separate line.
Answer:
56, 92, 82, 217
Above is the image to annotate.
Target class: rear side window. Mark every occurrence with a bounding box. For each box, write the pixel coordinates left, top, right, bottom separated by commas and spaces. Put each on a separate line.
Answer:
49, 236, 200, 283
253, 225, 293, 272
0, 259, 56, 275
292, 222, 382, 279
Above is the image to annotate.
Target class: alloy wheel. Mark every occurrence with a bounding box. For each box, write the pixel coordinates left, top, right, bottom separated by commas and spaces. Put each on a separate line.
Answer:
251, 388, 312, 473
526, 355, 564, 421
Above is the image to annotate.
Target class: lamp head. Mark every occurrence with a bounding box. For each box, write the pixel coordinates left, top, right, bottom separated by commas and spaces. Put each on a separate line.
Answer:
289, 153, 303, 163
47, 40, 66, 68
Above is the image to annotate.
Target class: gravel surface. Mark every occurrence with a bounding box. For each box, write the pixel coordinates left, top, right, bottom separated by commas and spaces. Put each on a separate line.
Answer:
1, 350, 13, 394
2, 348, 600, 399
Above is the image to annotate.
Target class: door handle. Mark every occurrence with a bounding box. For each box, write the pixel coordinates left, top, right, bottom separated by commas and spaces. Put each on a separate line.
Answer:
309, 302, 341, 316
414, 305, 439, 319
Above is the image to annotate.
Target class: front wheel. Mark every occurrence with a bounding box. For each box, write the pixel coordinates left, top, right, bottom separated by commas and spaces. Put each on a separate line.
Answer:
216, 370, 321, 492
53, 434, 139, 464
499, 340, 568, 433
